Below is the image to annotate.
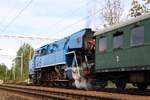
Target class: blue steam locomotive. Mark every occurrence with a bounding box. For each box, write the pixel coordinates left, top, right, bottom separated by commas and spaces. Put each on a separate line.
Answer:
29, 28, 95, 89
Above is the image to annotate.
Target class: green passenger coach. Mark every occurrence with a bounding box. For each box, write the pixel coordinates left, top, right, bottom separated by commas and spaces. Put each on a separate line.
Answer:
94, 13, 150, 90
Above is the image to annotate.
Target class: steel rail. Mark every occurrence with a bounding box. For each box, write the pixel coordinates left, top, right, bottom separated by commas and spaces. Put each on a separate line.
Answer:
0, 84, 149, 100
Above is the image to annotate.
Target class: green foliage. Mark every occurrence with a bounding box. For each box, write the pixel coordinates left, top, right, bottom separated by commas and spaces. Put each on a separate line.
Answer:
128, 0, 149, 17
15, 43, 34, 81
6, 69, 13, 80
0, 64, 14, 81
0, 64, 7, 80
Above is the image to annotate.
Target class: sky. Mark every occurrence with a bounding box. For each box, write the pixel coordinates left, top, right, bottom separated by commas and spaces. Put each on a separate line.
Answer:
0, 0, 148, 69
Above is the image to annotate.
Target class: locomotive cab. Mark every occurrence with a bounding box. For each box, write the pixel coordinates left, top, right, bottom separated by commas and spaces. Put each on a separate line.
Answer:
65, 28, 95, 89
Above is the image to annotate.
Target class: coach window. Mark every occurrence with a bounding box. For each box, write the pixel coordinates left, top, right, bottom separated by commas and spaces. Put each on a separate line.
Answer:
99, 36, 107, 52
113, 32, 123, 49
131, 26, 144, 46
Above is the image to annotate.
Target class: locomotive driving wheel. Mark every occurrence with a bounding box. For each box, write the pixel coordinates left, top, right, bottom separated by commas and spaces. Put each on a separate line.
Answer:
50, 71, 58, 80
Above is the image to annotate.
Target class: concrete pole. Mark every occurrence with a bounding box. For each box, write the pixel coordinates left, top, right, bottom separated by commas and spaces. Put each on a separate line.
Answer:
12, 61, 15, 80
21, 53, 23, 80
14, 65, 15, 80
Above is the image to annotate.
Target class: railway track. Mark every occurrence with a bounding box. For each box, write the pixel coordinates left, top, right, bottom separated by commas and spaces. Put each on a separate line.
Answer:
0, 84, 150, 100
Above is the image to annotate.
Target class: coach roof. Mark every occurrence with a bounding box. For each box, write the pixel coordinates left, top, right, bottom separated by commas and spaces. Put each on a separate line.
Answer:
94, 13, 150, 36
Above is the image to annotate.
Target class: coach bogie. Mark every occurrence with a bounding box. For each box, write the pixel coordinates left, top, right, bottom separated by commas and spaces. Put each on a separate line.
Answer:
115, 80, 126, 90
137, 83, 148, 91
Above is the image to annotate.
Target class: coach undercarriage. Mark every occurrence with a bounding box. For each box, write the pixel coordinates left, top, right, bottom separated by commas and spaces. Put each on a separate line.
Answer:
92, 70, 150, 90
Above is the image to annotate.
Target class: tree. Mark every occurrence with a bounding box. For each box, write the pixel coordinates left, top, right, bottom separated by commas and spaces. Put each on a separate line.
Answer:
101, 0, 123, 26
0, 64, 7, 80
15, 43, 34, 81
128, 0, 149, 17
6, 69, 13, 80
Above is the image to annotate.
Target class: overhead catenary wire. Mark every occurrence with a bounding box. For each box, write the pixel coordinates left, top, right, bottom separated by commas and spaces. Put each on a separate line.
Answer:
0, 1, 101, 41
48, 0, 92, 29
55, 8, 103, 35
0, 55, 16, 59
0, 0, 89, 41
0, 0, 34, 33
0, 34, 58, 40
